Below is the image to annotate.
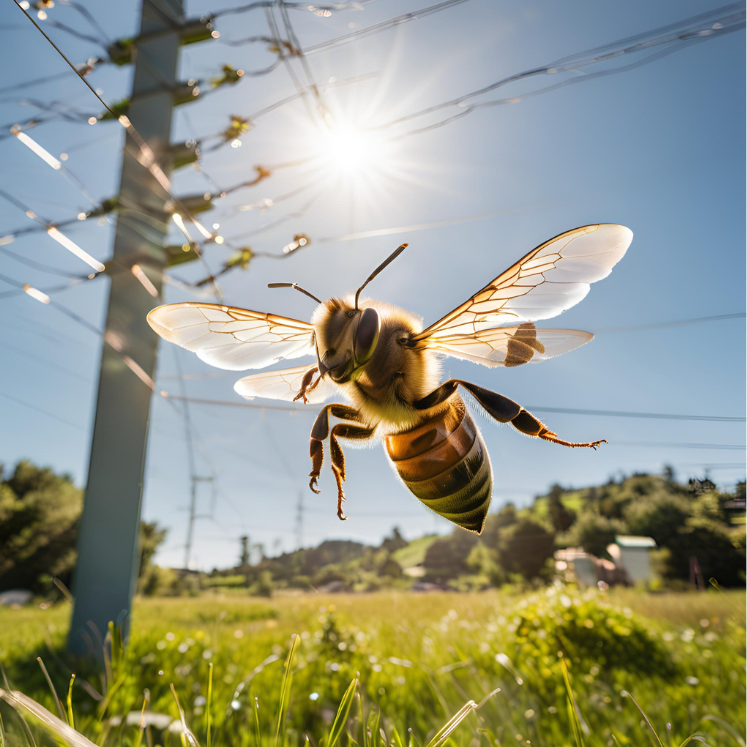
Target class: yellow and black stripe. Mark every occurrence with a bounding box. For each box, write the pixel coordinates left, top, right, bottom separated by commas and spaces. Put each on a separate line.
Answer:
384, 397, 492, 533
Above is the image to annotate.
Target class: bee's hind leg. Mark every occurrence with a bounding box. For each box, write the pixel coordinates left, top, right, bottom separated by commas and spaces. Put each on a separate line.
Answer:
414, 379, 607, 449
329, 423, 377, 520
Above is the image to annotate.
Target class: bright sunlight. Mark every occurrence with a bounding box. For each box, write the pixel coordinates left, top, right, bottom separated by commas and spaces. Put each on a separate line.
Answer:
317, 119, 390, 176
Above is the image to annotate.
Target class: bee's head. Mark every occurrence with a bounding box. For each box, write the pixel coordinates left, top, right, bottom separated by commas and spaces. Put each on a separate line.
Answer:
313, 299, 380, 383
268, 242, 407, 383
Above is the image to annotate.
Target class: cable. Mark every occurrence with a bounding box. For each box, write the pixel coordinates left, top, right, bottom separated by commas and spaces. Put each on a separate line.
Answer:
0, 390, 86, 431
13, 0, 223, 300
597, 313, 745, 334
615, 441, 745, 451
526, 406, 744, 423
302, 0, 468, 56
373, 3, 745, 138
211, 0, 383, 21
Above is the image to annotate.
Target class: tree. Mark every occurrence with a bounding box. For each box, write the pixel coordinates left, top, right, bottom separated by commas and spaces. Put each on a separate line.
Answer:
495, 519, 555, 580
664, 519, 745, 587
547, 485, 576, 532
381, 526, 408, 554
0, 460, 166, 594
624, 493, 689, 549
564, 512, 626, 559
481, 503, 518, 548
423, 530, 478, 580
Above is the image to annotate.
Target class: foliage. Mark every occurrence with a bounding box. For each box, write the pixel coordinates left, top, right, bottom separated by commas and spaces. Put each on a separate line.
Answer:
0, 460, 168, 594
495, 519, 555, 580
561, 512, 626, 559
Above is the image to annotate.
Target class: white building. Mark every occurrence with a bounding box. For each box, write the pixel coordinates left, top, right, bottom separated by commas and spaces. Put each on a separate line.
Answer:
607, 535, 657, 585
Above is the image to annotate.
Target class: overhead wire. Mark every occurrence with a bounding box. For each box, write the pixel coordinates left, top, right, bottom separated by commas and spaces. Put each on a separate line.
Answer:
372, 3, 746, 139
12, 0, 224, 300
301, 0, 469, 56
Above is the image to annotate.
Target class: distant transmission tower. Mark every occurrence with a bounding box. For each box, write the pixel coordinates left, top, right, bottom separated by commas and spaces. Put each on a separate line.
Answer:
184, 475, 214, 569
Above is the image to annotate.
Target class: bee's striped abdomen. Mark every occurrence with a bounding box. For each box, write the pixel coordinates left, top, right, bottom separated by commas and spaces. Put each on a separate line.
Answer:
384, 397, 492, 534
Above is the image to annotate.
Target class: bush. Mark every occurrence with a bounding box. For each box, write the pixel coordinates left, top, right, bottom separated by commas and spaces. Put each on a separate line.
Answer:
510, 588, 676, 684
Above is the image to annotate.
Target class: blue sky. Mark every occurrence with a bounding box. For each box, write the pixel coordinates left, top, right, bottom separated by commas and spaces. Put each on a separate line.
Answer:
0, 0, 744, 569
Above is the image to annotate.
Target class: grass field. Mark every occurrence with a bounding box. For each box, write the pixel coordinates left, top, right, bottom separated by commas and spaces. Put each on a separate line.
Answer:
0, 587, 744, 747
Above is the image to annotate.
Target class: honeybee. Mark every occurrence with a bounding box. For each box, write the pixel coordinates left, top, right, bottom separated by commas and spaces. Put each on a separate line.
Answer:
148, 224, 632, 534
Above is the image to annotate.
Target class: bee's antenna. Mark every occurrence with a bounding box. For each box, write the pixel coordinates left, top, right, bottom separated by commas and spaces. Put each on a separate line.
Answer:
268, 282, 323, 304
354, 242, 408, 310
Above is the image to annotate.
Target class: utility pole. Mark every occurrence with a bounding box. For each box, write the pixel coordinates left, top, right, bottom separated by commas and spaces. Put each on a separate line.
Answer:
68, 0, 184, 655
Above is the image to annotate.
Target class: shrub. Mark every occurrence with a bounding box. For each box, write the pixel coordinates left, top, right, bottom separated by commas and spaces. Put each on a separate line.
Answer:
510, 588, 676, 683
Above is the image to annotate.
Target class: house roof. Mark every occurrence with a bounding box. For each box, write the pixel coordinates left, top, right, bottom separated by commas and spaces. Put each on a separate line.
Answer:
615, 535, 656, 548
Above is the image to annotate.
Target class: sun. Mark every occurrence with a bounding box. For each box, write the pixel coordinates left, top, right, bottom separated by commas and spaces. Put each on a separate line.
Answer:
315, 119, 391, 178
324, 122, 379, 173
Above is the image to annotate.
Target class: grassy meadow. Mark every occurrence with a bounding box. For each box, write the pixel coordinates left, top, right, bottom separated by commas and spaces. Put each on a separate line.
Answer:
0, 587, 744, 747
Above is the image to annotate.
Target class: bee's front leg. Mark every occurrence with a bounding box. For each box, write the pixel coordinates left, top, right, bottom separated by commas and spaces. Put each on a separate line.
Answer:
308, 404, 364, 500
293, 366, 319, 404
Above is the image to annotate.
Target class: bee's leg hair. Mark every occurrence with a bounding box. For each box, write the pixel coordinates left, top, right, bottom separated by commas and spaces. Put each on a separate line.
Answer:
414, 380, 607, 449
329, 423, 377, 520
308, 404, 365, 497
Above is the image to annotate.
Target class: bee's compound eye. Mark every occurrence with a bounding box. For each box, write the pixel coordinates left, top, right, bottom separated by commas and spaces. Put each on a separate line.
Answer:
354, 307, 380, 366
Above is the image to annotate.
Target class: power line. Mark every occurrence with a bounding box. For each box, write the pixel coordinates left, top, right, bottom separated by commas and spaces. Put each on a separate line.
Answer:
0, 390, 86, 431
13, 0, 224, 299
597, 313, 745, 334
615, 441, 745, 451
526, 406, 744, 423
373, 3, 745, 139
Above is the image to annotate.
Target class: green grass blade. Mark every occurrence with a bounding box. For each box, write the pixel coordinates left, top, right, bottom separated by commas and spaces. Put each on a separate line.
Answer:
701, 715, 745, 746
65, 674, 75, 731
366, 702, 381, 747
253, 697, 262, 747
425, 700, 477, 747
206, 662, 213, 747
560, 657, 585, 747
275, 634, 299, 747
328, 678, 358, 747
35, 657, 65, 722
133, 690, 149, 747
678, 737, 711, 747
621, 691, 664, 747
171, 683, 201, 747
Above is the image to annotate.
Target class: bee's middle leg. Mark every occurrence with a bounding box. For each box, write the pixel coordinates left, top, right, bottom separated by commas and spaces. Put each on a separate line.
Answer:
308, 404, 364, 495
329, 423, 376, 520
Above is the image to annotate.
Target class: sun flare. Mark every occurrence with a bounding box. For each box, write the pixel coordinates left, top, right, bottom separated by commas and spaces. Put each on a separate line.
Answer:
317, 120, 390, 177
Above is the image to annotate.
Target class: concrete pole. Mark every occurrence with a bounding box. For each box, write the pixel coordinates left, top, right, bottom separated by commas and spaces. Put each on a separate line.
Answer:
68, 0, 184, 655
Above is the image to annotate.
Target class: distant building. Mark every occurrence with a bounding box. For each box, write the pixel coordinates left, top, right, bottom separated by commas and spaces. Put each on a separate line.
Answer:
556, 534, 657, 588
607, 535, 657, 585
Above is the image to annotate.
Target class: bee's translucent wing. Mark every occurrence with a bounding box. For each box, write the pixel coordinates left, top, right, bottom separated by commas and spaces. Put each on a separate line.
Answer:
413, 224, 632, 342
147, 302, 315, 371
234, 365, 336, 403
425, 323, 593, 368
